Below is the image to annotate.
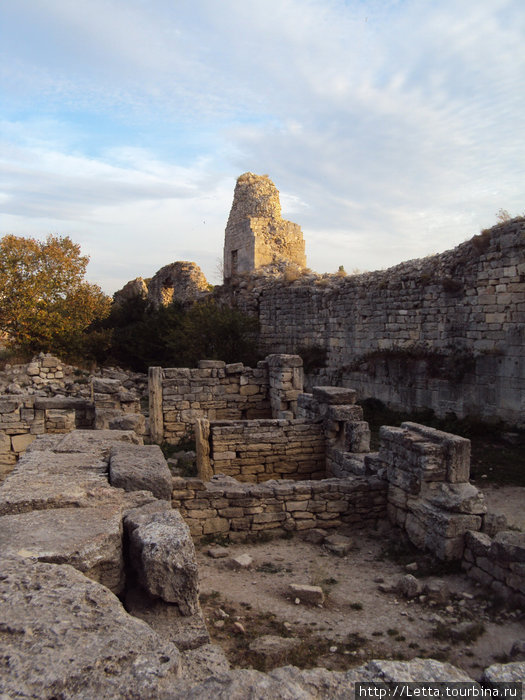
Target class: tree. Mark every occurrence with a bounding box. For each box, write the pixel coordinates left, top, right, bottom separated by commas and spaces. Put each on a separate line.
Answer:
0, 234, 111, 354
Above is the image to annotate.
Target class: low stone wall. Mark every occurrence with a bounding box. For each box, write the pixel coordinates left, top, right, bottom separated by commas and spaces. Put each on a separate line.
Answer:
0, 396, 95, 480
208, 419, 326, 482
149, 355, 305, 445
171, 474, 388, 541
463, 530, 525, 608
380, 422, 485, 560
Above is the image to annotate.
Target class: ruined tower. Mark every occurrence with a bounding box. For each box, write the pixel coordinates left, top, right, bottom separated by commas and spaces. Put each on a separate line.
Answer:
223, 173, 306, 281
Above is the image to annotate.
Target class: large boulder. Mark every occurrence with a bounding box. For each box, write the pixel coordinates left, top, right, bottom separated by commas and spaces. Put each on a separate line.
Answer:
110, 443, 172, 501
0, 556, 181, 699
125, 507, 199, 615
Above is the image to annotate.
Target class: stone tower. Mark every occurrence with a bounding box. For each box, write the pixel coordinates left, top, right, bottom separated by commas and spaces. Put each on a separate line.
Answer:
223, 173, 306, 281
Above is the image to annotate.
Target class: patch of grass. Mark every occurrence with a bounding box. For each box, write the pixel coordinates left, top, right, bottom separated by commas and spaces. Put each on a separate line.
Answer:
349, 602, 363, 610
432, 621, 485, 644
345, 632, 368, 651
387, 628, 399, 637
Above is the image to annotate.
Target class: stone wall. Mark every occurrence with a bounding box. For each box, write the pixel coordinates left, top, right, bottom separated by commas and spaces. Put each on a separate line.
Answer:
207, 419, 326, 483
0, 396, 95, 480
463, 530, 525, 608
171, 474, 387, 541
227, 218, 525, 425
223, 173, 306, 280
379, 422, 486, 560
149, 355, 305, 445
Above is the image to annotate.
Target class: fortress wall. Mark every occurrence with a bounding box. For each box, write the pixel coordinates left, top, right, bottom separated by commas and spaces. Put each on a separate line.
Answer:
231, 219, 525, 424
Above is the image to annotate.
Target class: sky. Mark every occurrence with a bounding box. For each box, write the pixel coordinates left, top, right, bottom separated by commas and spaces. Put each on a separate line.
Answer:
1, 0, 524, 294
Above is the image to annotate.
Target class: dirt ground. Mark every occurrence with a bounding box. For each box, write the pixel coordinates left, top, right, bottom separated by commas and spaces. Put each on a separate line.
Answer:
481, 483, 525, 531
196, 507, 524, 681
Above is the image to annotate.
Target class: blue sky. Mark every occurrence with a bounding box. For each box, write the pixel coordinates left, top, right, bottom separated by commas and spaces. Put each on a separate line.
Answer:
1, 0, 524, 294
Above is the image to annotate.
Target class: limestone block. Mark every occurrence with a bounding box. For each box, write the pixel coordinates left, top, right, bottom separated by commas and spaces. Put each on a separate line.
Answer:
482, 512, 508, 537
0, 556, 180, 699
0, 432, 11, 454
421, 482, 486, 514
109, 443, 172, 501
401, 422, 471, 483
266, 354, 303, 368
51, 429, 142, 457
108, 412, 146, 434
465, 530, 492, 557
198, 360, 226, 369
490, 531, 525, 563
312, 386, 357, 405
288, 583, 324, 605
0, 505, 125, 593
11, 433, 36, 453
127, 509, 199, 615
0, 398, 21, 414
409, 501, 482, 538
92, 377, 121, 394
344, 421, 371, 453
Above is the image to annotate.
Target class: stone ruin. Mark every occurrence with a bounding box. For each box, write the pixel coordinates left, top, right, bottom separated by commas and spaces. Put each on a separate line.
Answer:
0, 348, 524, 695
113, 261, 209, 309
1, 173, 524, 695
223, 172, 307, 280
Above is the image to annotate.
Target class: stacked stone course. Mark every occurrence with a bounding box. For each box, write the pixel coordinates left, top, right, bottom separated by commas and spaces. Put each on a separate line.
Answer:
171, 475, 387, 541
149, 356, 309, 445
380, 422, 486, 560
207, 419, 326, 482
463, 530, 525, 608
228, 218, 525, 425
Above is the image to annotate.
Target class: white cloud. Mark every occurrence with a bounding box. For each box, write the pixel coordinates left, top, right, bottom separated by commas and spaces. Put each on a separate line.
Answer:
0, 0, 524, 292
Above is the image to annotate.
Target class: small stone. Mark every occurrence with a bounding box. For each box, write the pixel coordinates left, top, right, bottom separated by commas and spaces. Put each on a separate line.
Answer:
397, 574, 422, 600
330, 646, 338, 653
227, 554, 253, 570
214, 620, 225, 629
233, 622, 245, 634
289, 583, 324, 605
405, 562, 418, 572
295, 598, 301, 605
208, 546, 229, 559
217, 608, 229, 619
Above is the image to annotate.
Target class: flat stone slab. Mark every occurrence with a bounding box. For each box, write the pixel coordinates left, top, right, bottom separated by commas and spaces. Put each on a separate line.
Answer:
312, 386, 357, 405
0, 556, 180, 699
0, 449, 112, 516
51, 429, 142, 457
110, 443, 172, 500
0, 504, 125, 593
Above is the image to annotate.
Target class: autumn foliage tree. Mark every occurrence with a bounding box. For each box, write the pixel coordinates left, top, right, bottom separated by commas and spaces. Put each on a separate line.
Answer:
0, 234, 111, 355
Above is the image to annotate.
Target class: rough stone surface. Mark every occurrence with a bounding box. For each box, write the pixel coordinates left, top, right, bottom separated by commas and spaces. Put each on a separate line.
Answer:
288, 583, 325, 605
109, 443, 172, 500
125, 586, 210, 651
0, 556, 181, 700
126, 509, 199, 615
483, 661, 525, 684
147, 261, 209, 308
0, 504, 125, 593
223, 172, 306, 280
